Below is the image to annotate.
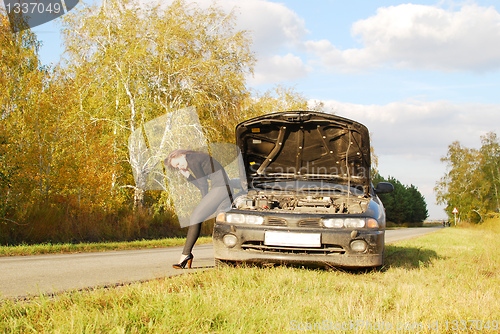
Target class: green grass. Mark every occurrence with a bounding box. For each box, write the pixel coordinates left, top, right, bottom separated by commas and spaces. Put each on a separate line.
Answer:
1, 219, 500, 333
0, 236, 213, 257
1, 224, 436, 256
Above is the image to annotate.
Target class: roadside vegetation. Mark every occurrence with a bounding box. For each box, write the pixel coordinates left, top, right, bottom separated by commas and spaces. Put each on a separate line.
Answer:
0, 223, 439, 257
436, 132, 500, 223
0, 236, 212, 257
0, 0, 323, 246
2, 216, 499, 333
373, 173, 429, 226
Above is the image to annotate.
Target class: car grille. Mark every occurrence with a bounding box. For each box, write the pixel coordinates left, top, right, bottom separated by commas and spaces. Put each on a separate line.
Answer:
298, 219, 322, 227
241, 241, 345, 255
266, 218, 287, 226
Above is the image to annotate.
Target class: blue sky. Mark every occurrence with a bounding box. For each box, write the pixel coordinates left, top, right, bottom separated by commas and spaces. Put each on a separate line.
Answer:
9, 0, 500, 219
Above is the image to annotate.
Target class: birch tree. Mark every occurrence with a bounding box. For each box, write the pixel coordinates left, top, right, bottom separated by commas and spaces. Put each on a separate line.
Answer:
480, 132, 500, 213
60, 0, 255, 206
435, 141, 490, 222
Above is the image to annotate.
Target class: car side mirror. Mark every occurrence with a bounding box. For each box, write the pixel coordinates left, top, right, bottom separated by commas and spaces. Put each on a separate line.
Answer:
375, 182, 394, 194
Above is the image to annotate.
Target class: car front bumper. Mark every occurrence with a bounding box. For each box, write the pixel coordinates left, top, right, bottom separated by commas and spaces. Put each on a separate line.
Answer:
213, 223, 385, 268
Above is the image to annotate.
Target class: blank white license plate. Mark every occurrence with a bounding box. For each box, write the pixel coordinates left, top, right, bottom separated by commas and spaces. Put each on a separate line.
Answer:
264, 231, 321, 248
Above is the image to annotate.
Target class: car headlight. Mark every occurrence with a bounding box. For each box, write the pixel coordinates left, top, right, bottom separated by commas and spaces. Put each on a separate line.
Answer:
322, 218, 345, 228
322, 218, 379, 229
344, 218, 365, 228
223, 234, 238, 247
350, 239, 368, 252
225, 213, 264, 225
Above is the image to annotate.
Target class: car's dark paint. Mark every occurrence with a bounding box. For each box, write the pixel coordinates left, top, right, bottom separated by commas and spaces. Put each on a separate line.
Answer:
213, 111, 392, 268
375, 182, 395, 194
213, 225, 384, 268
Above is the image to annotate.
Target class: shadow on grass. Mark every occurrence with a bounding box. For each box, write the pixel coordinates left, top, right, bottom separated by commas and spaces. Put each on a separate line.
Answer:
213, 245, 442, 274
382, 244, 442, 271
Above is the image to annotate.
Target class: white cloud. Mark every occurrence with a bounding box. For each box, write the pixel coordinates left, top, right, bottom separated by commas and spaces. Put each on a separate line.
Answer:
224, 0, 307, 54
306, 3, 500, 72
314, 99, 500, 159
162, 0, 310, 84
249, 53, 311, 85
154, 0, 307, 54
223, 0, 309, 83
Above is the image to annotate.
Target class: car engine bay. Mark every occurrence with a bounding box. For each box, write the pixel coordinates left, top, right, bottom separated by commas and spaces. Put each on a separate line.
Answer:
232, 190, 369, 214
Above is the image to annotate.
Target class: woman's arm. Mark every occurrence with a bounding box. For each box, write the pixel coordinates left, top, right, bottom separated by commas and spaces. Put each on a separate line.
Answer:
188, 176, 209, 197
179, 169, 191, 178
185, 153, 213, 197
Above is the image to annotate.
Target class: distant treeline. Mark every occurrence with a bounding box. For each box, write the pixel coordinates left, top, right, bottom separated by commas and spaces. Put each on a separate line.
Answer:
373, 174, 429, 226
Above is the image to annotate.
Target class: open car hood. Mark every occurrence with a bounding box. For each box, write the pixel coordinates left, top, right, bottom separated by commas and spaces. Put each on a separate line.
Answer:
235, 111, 371, 193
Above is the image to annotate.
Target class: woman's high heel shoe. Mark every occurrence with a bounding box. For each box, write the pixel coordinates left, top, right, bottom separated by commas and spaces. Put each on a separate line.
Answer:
172, 254, 194, 269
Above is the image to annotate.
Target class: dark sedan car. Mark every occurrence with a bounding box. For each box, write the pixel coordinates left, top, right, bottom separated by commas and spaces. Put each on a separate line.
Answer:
213, 111, 393, 268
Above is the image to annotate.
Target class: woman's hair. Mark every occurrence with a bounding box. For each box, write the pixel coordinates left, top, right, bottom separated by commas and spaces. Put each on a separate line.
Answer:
164, 149, 204, 170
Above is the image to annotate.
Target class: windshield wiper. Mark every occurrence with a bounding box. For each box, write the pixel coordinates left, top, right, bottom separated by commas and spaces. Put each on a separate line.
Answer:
298, 186, 350, 193
252, 182, 352, 193
253, 184, 296, 191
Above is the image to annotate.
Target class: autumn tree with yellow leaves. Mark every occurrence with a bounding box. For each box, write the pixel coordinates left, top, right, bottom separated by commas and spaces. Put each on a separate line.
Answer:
1, 1, 323, 244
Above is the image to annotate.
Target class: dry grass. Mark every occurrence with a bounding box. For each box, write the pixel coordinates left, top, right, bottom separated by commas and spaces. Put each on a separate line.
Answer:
1, 218, 500, 333
0, 236, 213, 257
0, 204, 204, 246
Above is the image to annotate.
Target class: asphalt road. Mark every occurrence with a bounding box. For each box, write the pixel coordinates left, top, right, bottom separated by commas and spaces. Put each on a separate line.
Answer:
0, 226, 443, 300
384, 226, 443, 243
